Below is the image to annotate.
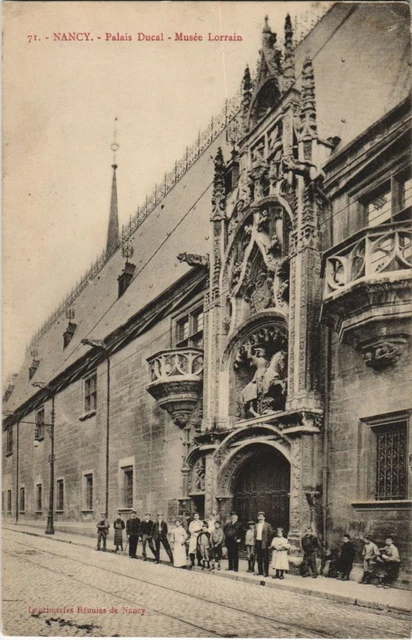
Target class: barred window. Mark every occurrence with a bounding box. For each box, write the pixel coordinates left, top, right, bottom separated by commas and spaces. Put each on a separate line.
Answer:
84, 474, 93, 510
375, 421, 407, 501
122, 466, 133, 509
19, 487, 25, 513
36, 484, 42, 512
6, 427, 13, 456
84, 372, 97, 413
7, 490, 12, 513
35, 408, 45, 441
56, 479, 64, 511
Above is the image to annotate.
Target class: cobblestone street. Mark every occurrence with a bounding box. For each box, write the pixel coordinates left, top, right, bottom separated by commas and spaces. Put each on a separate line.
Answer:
2, 529, 410, 638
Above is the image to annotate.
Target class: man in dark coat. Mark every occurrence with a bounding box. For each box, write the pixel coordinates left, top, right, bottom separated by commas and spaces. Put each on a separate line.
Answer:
224, 512, 243, 572
153, 512, 174, 564
336, 534, 356, 581
301, 527, 319, 578
254, 512, 273, 577
139, 512, 156, 561
126, 510, 140, 558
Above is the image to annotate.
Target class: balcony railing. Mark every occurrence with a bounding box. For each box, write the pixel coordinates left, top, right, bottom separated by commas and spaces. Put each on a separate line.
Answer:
148, 348, 204, 382
146, 348, 204, 428
323, 222, 412, 299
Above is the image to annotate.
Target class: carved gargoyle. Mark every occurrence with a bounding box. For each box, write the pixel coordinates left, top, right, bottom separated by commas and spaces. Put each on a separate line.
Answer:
177, 253, 210, 268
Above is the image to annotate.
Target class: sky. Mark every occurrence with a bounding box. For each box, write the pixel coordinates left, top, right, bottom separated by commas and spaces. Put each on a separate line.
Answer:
2, 1, 333, 384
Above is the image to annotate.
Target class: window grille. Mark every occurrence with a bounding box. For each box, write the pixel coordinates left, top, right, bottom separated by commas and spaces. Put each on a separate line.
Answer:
375, 421, 407, 500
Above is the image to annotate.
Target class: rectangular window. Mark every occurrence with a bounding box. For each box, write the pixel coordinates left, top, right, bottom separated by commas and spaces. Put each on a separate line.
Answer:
2, 491, 4, 514
19, 487, 25, 513
84, 372, 97, 413
366, 184, 392, 227
56, 479, 64, 511
361, 168, 411, 229
175, 307, 204, 348
7, 490, 12, 513
375, 420, 407, 501
36, 484, 42, 512
84, 474, 93, 511
6, 427, 13, 456
122, 466, 133, 509
35, 407, 45, 441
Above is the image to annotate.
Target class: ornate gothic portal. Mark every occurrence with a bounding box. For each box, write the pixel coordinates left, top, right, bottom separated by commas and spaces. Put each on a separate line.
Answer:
233, 446, 290, 531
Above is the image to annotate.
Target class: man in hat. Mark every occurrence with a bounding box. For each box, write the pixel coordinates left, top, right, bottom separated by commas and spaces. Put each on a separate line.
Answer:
153, 512, 174, 564
126, 510, 140, 559
96, 512, 110, 551
254, 512, 273, 577
139, 512, 156, 561
245, 520, 256, 572
224, 512, 243, 572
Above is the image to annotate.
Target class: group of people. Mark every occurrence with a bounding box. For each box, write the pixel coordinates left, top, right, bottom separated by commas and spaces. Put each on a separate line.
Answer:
96, 511, 401, 587
301, 528, 401, 588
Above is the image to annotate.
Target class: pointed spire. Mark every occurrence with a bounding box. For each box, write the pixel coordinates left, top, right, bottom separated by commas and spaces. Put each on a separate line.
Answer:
107, 119, 120, 255
300, 58, 317, 142
211, 147, 226, 221
262, 15, 277, 50
241, 65, 252, 131
283, 14, 295, 90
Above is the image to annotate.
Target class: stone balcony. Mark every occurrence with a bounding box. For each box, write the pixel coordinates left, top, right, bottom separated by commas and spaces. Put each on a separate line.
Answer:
321, 222, 412, 366
146, 348, 204, 427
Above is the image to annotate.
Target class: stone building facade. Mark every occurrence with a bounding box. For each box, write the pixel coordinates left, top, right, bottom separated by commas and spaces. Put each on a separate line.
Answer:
3, 3, 411, 584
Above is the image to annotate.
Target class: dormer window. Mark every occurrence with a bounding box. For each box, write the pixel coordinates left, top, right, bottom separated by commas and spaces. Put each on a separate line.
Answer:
63, 322, 77, 349
118, 262, 136, 297
29, 359, 40, 380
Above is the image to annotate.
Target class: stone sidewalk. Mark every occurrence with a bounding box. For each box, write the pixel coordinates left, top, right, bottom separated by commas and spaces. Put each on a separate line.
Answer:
4, 523, 411, 616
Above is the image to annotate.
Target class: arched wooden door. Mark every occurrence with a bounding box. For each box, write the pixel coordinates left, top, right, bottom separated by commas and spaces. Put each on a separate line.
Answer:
233, 447, 290, 532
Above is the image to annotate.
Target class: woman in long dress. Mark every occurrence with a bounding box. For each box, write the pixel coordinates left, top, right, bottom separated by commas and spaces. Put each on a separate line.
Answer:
188, 513, 203, 567
172, 519, 188, 568
271, 527, 290, 579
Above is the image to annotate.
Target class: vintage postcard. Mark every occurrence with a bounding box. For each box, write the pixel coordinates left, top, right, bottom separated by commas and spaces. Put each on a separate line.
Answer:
2, 1, 411, 637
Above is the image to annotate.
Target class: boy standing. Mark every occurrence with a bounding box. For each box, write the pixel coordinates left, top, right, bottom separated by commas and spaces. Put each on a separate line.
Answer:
336, 534, 355, 581
209, 521, 224, 571
245, 520, 256, 573
197, 521, 211, 570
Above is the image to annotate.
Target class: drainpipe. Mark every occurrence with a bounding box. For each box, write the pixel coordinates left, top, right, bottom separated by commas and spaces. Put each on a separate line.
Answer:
322, 327, 332, 549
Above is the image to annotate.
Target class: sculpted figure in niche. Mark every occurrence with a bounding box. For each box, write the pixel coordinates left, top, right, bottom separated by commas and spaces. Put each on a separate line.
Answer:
240, 347, 269, 418
239, 345, 287, 418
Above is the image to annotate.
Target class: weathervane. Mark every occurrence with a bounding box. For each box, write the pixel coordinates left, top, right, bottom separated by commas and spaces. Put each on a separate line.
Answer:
111, 117, 119, 165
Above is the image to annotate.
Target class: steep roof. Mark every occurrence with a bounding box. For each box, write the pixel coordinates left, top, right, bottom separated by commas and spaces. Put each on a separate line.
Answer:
4, 2, 410, 416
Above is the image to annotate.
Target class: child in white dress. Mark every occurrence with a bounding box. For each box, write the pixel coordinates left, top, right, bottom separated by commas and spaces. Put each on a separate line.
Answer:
271, 527, 290, 579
